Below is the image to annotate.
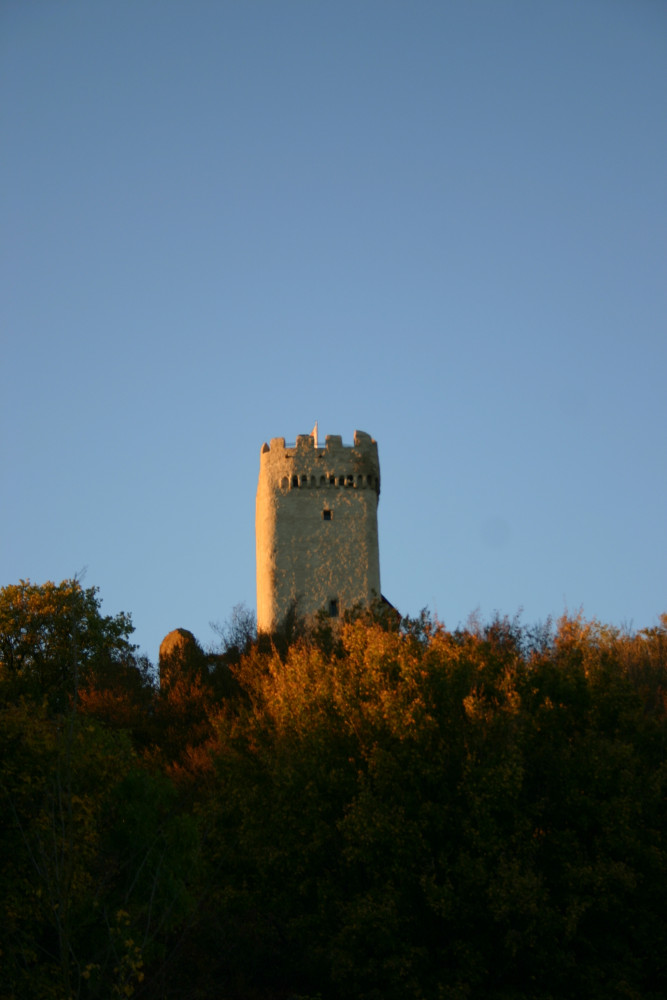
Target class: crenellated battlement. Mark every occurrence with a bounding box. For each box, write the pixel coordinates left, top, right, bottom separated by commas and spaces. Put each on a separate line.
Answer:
259, 429, 380, 496
261, 429, 376, 455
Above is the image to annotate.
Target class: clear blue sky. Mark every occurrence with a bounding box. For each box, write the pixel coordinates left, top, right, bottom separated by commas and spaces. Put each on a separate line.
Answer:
2, 0, 666, 659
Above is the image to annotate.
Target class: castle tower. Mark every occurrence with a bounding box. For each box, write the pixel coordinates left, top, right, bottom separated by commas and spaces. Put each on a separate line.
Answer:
256, 429, 381, 633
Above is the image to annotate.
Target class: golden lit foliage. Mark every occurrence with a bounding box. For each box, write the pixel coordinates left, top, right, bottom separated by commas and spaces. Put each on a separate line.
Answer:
203, 611, 667, 1000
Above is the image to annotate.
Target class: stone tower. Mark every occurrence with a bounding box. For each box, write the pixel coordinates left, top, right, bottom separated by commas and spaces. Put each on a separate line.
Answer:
256, 429, 381, 633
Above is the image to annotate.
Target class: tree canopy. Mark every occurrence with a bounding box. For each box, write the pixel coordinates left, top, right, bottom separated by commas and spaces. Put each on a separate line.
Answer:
1, 580, 666, 999
0, 579, 137, 707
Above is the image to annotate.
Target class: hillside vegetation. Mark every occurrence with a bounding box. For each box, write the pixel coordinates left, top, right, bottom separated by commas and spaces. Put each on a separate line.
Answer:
1, 580, 666, 1000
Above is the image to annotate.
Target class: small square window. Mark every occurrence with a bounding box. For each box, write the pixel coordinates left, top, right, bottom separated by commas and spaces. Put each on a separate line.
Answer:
322, 509, 332, 521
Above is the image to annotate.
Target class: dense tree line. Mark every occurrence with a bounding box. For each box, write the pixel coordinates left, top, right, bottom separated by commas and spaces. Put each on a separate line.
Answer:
1, 580, 666, 1000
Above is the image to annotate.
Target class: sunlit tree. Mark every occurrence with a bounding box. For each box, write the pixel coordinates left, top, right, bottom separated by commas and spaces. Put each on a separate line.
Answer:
0, 579, 136, 710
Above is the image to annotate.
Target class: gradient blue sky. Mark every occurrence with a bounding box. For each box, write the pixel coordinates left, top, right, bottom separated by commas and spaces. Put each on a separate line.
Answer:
2, 0, 666, 659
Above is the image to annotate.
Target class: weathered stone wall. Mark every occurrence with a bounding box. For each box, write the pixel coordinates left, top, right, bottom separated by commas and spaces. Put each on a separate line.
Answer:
158, 627, 205, 687
256, 430, 381, 633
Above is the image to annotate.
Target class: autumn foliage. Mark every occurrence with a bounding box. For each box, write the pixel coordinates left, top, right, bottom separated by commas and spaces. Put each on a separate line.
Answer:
1, 581, 666, 999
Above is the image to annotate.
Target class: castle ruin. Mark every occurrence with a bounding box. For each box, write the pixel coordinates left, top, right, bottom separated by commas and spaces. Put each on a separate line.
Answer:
255, 429, 381, 633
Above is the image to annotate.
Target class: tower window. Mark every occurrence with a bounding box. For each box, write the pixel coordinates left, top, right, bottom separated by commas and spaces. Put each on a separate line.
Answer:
328, 598, 339, 618
329, 475, 335, 485
292, 475, 299, 488
322, 509, 332, 521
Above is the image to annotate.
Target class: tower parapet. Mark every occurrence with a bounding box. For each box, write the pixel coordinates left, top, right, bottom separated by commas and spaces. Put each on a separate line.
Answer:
258, 429, 380, 496
256, 430, 381, 633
